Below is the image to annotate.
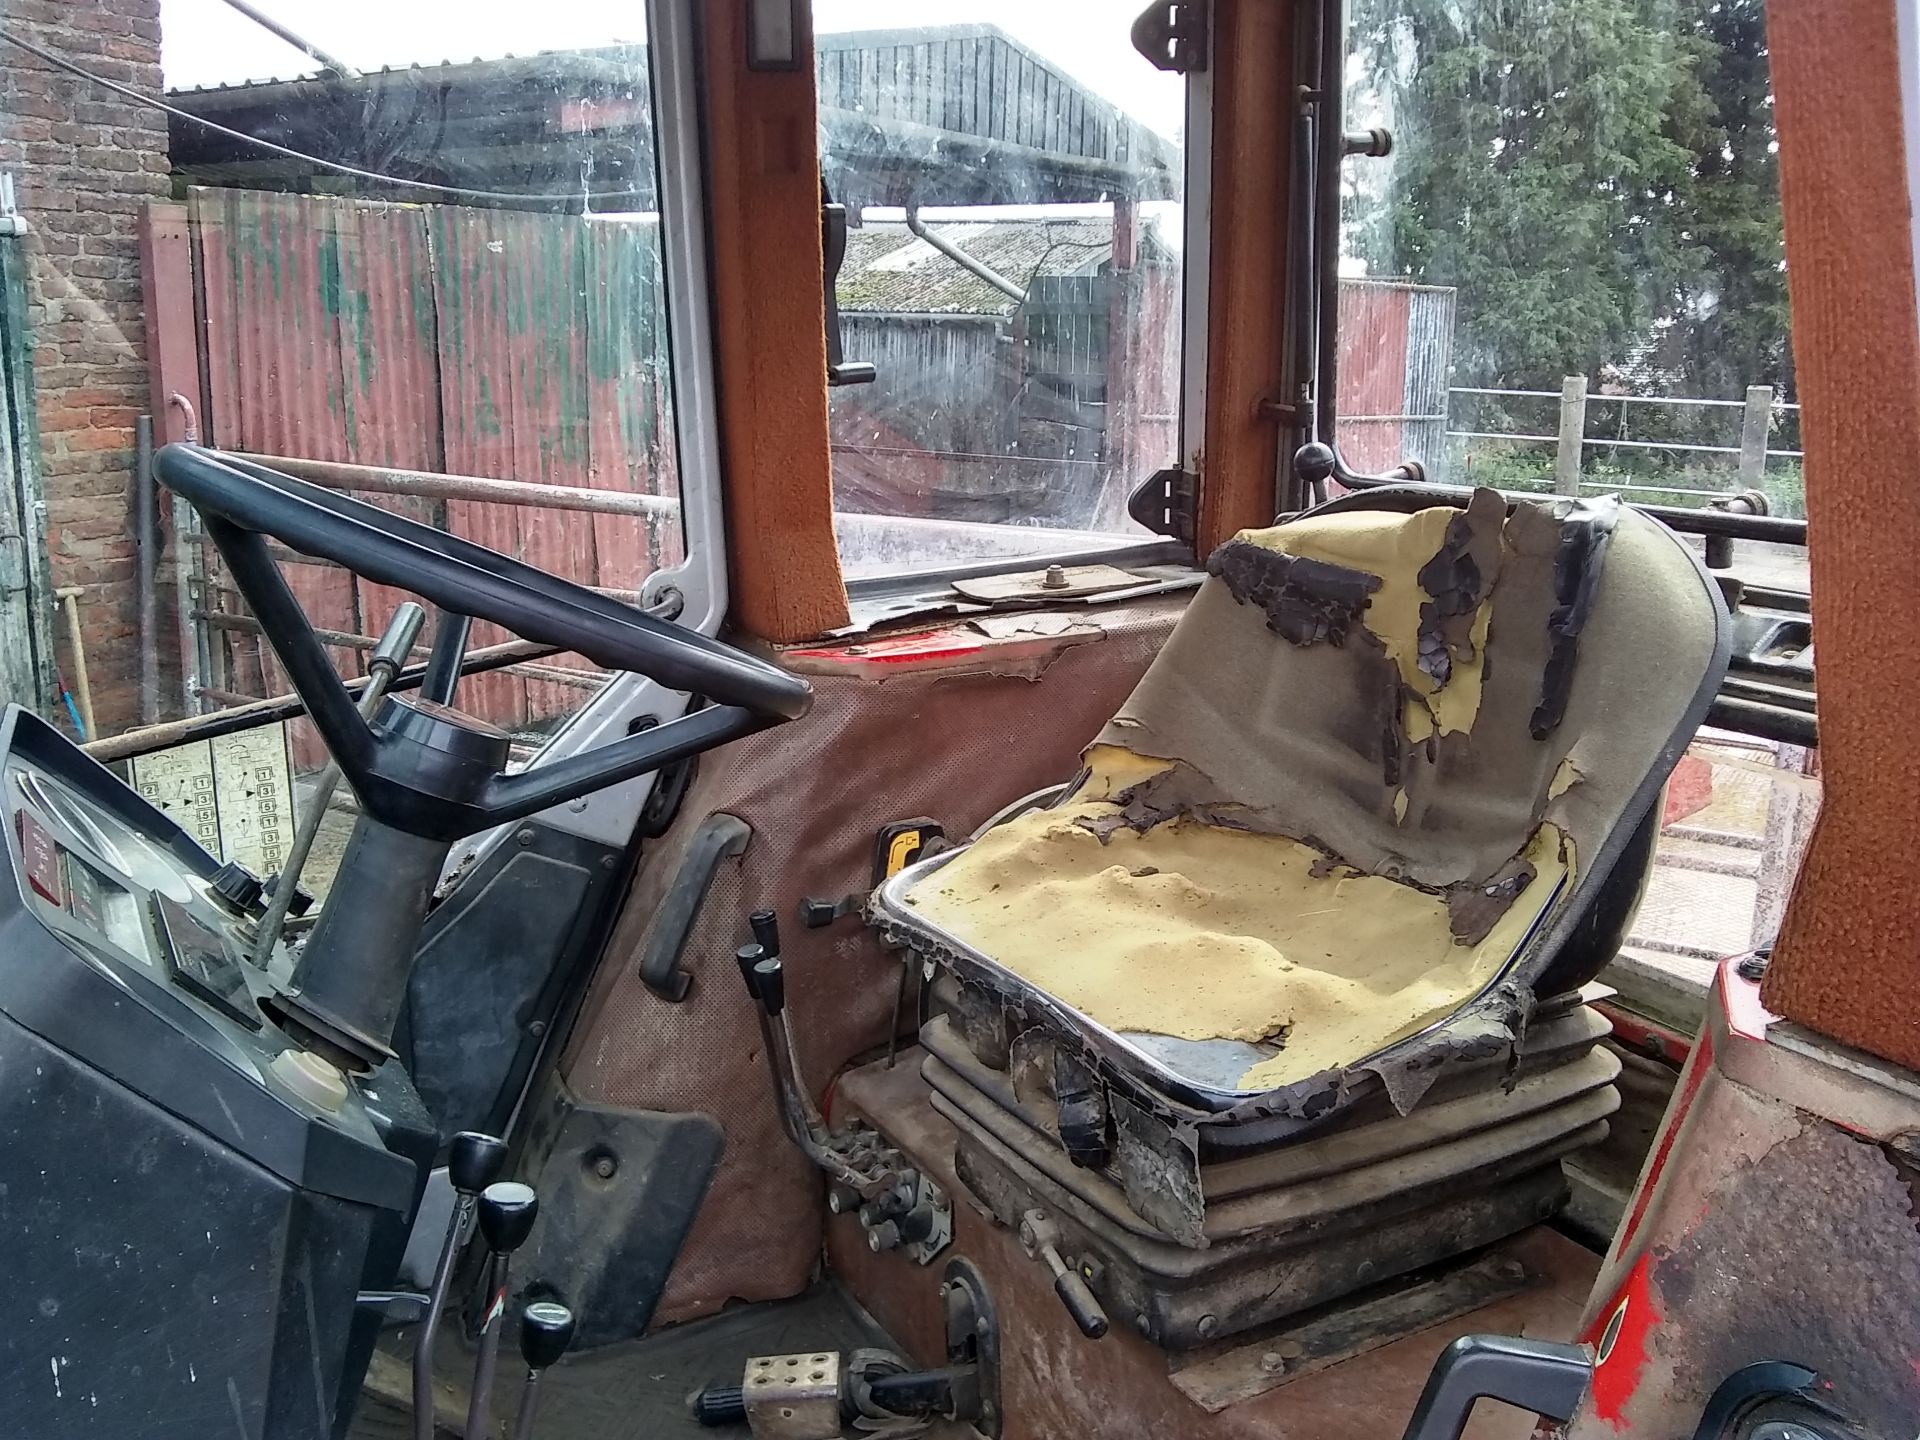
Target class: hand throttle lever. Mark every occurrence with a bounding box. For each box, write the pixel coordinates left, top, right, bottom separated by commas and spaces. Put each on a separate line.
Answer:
466, 1181, 540, 1440
414, 1132, 509, 1440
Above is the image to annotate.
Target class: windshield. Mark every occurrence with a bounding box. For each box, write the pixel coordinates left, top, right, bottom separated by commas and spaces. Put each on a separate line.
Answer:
0, 0, 686, 889
1340, 0, 1814, 980
812, 2, 1191, 578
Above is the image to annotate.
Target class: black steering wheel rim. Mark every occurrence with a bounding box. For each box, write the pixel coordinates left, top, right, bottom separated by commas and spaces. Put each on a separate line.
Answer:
157, 444, 810, 721
153, 444, 811, 841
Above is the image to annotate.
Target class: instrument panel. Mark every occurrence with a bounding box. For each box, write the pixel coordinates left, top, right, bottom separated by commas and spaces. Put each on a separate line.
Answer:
10, 755, 274, 1021
0, 705, 415, 1213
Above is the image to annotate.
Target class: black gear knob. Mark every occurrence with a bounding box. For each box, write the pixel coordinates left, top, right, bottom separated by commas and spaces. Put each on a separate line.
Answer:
479, 1181, 539, 1253
449, 1132, 509, 1196
519, 1300, 576, 1371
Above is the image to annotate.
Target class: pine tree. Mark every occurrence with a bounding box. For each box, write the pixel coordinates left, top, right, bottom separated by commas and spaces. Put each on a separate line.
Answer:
1346, 0, 1787, 401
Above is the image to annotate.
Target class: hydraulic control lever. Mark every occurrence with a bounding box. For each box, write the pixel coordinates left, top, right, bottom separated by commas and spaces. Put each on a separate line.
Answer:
736, 910, 953, 1264
511, 1299, 576, 1440
414, 1132, 509, 1440
467, 1181, 540, 1440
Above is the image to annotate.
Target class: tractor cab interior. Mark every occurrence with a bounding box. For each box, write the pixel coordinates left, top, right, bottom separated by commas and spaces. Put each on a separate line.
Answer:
3, 1, 1918, 1439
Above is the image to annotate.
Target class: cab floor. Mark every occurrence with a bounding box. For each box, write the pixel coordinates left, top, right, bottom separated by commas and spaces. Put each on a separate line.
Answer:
351, 1282, 894, 1440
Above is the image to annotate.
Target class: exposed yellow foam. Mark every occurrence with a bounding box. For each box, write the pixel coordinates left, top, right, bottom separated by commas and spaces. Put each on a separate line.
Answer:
1240, 509, 1490, 738
908, 801, 1570, 1089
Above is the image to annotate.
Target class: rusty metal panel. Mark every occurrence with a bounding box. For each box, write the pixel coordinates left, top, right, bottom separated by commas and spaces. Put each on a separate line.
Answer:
1334, 280, 1413, 474
430, 204, 594, 727
192, 188, 358, 766
176, 188, 680, 745
583, 216, 682, 590
331, 198, 444, 639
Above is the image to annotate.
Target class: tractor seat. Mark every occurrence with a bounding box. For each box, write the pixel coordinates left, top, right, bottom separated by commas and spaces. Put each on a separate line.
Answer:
869, 487, 1729, 1344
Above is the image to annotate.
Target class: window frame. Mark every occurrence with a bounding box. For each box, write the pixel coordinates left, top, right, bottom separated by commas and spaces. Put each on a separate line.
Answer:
821, 30, 1213, 591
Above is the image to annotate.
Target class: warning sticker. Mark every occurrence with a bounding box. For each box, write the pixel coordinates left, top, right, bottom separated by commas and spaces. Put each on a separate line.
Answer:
130, 726, 297, 876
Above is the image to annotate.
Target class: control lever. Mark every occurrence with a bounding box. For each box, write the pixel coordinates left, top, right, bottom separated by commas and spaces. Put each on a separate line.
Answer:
733, 925, 954, 1264
510, 1299, 576, 1440
1019, 1209, 1108, 1339
736, 944, 864, 1188
251, 600, 426, 969
467, 1182, 540, 1440
414, 1132, 509, 1440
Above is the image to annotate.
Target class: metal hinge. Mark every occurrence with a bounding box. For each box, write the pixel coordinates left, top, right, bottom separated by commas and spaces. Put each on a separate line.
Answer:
1127, 466, 1197, 544
1131, 0, 1209, 73
0, 174, 27, 237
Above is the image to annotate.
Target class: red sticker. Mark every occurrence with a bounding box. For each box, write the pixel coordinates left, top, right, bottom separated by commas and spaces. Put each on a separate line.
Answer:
16, 811, 65, 908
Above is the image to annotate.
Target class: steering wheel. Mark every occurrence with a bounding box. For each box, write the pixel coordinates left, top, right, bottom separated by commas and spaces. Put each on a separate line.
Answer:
154, 444, 812, 842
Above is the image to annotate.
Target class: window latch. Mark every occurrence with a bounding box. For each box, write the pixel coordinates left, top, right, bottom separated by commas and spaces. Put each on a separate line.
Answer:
821, 179, 876, 388
1131, 0, 1209, 74
1127, 467, 1197, 544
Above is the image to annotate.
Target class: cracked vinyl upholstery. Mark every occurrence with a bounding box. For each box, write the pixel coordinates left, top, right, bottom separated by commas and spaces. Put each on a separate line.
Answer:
558, 600, 1183, 1325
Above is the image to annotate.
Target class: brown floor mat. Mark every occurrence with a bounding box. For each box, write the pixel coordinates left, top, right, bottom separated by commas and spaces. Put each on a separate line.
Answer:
351, 1283, 895, 1440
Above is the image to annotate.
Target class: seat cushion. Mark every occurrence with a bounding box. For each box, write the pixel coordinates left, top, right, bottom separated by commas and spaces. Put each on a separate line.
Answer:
895, 488, 1726, 1104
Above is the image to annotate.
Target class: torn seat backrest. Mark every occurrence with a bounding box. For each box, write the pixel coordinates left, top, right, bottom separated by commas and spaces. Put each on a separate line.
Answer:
1091, 485, 1731, 981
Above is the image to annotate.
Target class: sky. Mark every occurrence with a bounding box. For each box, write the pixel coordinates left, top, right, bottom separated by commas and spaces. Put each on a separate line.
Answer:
156, 0, 1185, 140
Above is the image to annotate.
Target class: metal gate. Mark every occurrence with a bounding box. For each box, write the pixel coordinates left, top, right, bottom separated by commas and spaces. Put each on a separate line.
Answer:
0, 181, 54, 711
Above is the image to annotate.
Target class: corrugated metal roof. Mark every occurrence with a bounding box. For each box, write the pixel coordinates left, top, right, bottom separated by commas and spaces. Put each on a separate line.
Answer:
838, 219, 1110, 316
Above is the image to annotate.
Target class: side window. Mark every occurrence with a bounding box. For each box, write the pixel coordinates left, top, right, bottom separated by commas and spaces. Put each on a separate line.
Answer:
1340, 0, 1816, 978
811, 13, 1189, 577
3, 4, 686, 880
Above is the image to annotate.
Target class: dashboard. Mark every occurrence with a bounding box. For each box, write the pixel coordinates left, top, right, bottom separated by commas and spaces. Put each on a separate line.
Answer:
0, 705, 416, 1212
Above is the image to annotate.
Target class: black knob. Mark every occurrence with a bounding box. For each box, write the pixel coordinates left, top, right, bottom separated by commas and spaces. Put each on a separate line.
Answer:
692, 1385, 748, 1428
753, 957, 785, 1015
449, 1132, 509, 1196
518, 1299, 575, 1370
209, 861, 265, 916
479, 1181, 540, 1253
735, 943, 765, 1000
1054, 1269, 1109, 1340
749, 908, 780, 958
1293, 440, 1338, 486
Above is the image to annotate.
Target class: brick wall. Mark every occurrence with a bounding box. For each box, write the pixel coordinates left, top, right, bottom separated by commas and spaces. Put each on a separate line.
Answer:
0, 0, 169, 734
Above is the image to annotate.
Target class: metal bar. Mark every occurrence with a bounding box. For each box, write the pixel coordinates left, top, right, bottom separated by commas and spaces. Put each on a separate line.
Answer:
135, 415, 159, 724
1666, 824, 1766, 851
1653, 850, 1760, 879
1449, 387, 1565, 399
1314, 0, 1347, 448
82, 637, 568, 763
1332, 471, 1808, 543
1450, 386, 1799, 412
196, 613, 608, 690
1444, 431, 1803, 460
213, 0, 361, 77
184, 530, 652, 603
232, 452, 679, 519
1448, 430, 1562, 444
1705, 695, 1817, 747
904, 206, 1027, 302
828, 442, 1108, 471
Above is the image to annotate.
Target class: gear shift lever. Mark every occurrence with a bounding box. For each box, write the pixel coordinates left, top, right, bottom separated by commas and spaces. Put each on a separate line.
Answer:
510, 1300, 576, 1440
414, 1132, 508, 1440
466, 1181, 540, 1440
